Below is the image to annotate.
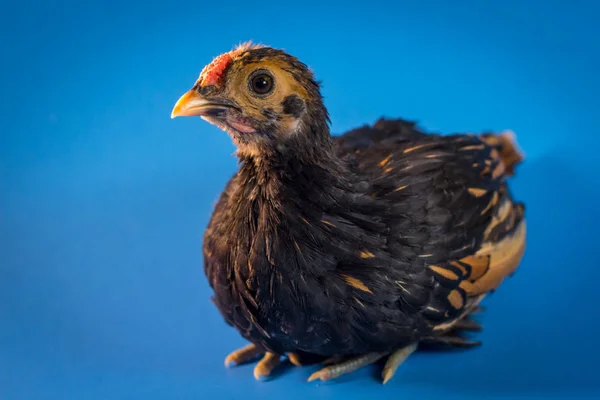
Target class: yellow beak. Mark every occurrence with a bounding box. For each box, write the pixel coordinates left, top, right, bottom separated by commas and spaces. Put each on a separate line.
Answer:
170, 89, 210, 119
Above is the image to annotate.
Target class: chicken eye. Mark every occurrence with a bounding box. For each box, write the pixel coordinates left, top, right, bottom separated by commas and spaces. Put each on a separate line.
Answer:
249, 71, 274, 96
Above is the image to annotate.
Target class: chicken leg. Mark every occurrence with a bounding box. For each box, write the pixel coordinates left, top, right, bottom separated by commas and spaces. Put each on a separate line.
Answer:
224, 344, 285, 381
307, 352, 387, 382
381, 343, 418, 384
307, 343, 419, 384
224, 343, 264, 367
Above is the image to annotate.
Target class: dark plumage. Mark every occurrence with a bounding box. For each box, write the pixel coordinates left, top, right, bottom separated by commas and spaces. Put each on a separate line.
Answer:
171, 42, 526, 383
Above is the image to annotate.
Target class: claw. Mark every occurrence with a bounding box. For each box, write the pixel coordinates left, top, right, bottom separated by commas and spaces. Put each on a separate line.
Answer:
224, 343, 263, 367
307, 369, 328, 382
381, 343, 418, 384
288, 353, 303, 367
307, 353, 385, 382
253, 353, 281, 381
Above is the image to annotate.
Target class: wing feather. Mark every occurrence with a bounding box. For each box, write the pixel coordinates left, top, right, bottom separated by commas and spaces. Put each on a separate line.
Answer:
335, 118, 526, 332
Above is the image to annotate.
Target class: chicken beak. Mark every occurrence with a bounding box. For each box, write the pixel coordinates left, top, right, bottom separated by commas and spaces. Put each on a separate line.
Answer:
170, 89, 231, 119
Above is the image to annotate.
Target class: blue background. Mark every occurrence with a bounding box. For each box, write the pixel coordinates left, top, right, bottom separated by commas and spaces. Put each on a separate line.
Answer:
2, 0, 599, 398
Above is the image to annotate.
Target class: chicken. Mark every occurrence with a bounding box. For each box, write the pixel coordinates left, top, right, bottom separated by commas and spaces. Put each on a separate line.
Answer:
170, 42, 526, 384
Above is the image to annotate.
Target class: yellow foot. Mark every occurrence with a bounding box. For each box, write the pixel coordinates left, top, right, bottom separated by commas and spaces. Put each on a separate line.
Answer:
224, 343, 264, 368
253, 352, 282, 381
287, 352, 304, 367
307, 353, 386, 382
224, 344, 283, 381
381, 343, 418, 384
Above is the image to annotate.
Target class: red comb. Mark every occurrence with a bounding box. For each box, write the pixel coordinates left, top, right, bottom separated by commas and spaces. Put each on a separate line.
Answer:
200, 52, 233, 87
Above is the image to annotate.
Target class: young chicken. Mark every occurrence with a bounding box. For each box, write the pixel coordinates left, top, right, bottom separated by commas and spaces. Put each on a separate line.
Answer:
171, 42, 526, 384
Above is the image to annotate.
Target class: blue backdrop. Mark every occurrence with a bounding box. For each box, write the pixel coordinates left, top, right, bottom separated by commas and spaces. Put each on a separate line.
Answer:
2, 0, 599, 398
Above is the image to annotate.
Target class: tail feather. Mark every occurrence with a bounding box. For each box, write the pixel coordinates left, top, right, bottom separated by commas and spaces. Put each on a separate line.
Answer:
479, 130, 524, 175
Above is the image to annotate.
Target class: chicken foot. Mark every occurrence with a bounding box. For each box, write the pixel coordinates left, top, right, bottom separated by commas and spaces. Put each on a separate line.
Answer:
308, 352, 387, 382
307, 343, 418, 383
224, 343, 289, 381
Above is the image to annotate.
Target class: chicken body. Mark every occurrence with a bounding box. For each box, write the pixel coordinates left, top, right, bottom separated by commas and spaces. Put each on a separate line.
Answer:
203, 118, 524, 354
171, 43, 526, 383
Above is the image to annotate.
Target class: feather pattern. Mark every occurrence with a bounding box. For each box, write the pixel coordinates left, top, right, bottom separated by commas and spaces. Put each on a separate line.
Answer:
203, 117, 526, 356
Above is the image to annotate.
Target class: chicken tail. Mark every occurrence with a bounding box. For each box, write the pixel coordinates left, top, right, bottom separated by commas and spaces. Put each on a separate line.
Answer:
479, 130, 524, 176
